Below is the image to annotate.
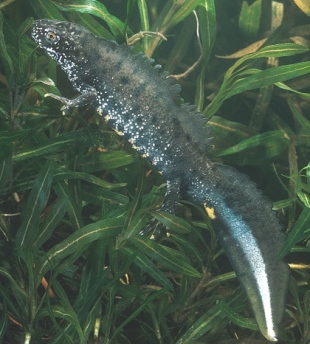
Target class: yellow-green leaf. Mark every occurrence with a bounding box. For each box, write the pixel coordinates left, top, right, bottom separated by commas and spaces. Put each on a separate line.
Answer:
294, 0, 310, 17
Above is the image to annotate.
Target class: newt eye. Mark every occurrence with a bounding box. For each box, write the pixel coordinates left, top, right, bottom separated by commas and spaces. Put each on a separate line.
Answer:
46, 31, 59, 42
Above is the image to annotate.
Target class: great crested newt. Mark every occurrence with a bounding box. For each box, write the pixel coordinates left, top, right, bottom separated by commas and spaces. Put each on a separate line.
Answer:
31, 20, 289, 341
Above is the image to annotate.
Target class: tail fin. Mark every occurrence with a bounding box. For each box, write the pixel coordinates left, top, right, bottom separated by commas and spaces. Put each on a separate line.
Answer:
198, 163, 289, 341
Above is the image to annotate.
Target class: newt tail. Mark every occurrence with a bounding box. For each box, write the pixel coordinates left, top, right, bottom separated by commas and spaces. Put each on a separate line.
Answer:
185, 162, 289, 341
31, 19, 289, 341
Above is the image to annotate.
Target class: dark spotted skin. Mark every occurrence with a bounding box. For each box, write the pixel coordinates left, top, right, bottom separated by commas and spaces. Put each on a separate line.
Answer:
31, 20, 289, 341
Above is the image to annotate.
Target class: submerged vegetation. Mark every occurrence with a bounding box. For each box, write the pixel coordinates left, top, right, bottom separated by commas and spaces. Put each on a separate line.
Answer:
0, 0, 309, 343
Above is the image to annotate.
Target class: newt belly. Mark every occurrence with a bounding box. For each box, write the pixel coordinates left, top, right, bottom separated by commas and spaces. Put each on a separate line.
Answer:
31, 19, 289, 341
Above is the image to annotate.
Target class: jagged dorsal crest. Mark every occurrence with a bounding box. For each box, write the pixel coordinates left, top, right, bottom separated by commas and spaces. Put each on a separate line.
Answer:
124, 47, 212, 153
111, 41, 212, 153
178, 104, 212, 153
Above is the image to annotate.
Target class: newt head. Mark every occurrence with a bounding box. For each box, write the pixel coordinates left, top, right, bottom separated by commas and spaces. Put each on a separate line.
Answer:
31, 20, 90, 69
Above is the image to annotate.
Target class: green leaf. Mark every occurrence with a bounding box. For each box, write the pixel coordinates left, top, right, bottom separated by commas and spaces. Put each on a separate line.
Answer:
16, 161, 55, 261
38, 305, 84, 342
15, 17, 35, 84
137, 0, 150, 51
0, 130, 31, 146
110, 288, 168, 341
232, 43, 308, 72
121, 208, 151, 239
130, 237, 201, 278
227, 61, 310, 99
239, 0, 262, 39
71, 13, 117, 39
0, 157, 11, 194
122, 163, 148, 237
172, 234, 205, 268
55, 170, 126, 189
206, 44, 309, 117
208, 115, 253, 151
126, 0, 137, 29
280, 207, 310, 257
37, 217, 124, 279
53, 181, 84, 231
150, 211, 192, 234
300, 164, 310, 207
176, 289, 247, 343
169, 0, 202, 29
0, 11, 14, 83
213, 130, 289, 163
52, 279, 85, 341
78, 151, 135, 172
289, 277, 303, 315
28, 0, 65, 20
73, 240, 110, 319
199, 0, 216, 57
218, 300, 258, 330
81, 184, 128, 205
276, 81, 310, 99
82, 298, 101, 339
13, 131, 101, 161
195, 0, 216, 110
52, 0, 127, 39
123, 247, 173, 290
34, 197, 69, 249
0, 301, 8, 343
0, 267, 30, 322
147, 0, 201, 55
31, 78, 61, 98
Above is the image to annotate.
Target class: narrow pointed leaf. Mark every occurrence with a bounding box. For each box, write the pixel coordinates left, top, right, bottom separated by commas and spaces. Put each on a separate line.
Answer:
280, 207, 310, 257
0, 12, 14, 82
16, 161, 55, 260
13, 131, 102, 161
176, 289, 246, 343
52, 0, 127, 39
227, 61, 310, 99
195, 0, 216, 110
123, 247, 173, 290
214, 130, 289, 158
37, 217, 124, 278
130, 237, 201, 278
150, 211, 192, 234
78, 151, 135, 172
34, 197, 69, 249
29, 0, 65, 19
